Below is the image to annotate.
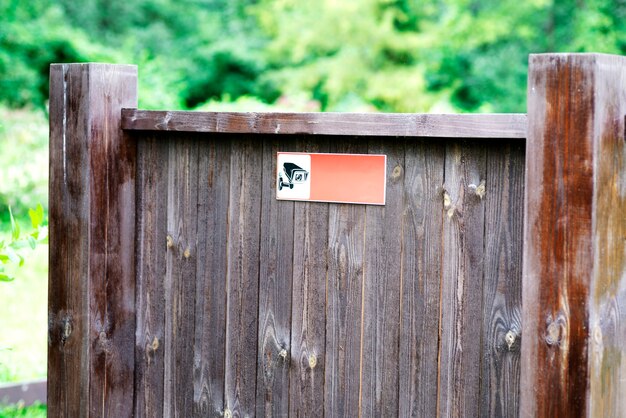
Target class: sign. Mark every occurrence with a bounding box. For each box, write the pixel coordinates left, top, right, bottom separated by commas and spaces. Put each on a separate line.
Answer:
276, 152, 386, 205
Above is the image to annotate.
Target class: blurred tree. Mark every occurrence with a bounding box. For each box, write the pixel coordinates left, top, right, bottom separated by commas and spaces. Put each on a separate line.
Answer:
253, 0, 626, 112
0, 0, 625, 112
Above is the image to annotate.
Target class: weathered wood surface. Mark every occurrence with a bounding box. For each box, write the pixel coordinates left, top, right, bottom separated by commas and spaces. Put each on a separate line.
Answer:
122, 109, 527, 138
324, 138, 366, 418
360, 140, 404, 417
480, 142, 524, 417
135, 136, 168, 417
398, 139, 445, 418
48, 63, 137, 418
522, 53, 626, 417
165, 137, 200, 417
193, 135, 230, 417
439, 141, 487, 418
223, 137, 263, 418
51, 54, 626, 418
128, 132, 525, 417
289, 137, 329, 417
256, 135, 294, 417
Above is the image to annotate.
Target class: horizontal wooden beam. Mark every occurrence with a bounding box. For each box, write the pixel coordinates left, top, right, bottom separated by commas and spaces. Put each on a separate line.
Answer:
0, 379, 47, 406
122, 110, 527, 138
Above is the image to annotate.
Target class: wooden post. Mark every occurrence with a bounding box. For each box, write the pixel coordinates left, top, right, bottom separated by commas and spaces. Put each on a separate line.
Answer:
522, 53, 626, 416
48, 64, 137, 417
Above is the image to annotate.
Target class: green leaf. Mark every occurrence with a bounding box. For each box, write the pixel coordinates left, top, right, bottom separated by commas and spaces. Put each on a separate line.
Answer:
0, 254, 9, 263
27, 236, 37, 250
9, 206, 20, 241
0, 273, 14, 282
29, 204, 44, 229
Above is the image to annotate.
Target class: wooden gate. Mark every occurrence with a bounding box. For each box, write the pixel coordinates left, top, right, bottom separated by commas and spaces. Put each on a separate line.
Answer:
47, 53, 626, 417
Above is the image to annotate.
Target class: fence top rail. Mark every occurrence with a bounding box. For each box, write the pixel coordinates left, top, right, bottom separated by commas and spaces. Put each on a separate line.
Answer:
121, 109, 527, 139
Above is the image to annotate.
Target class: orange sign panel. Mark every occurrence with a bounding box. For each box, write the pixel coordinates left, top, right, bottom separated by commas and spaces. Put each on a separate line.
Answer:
276, 152, 386, 205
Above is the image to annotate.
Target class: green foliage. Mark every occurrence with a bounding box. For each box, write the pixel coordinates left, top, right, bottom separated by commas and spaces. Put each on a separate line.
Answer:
0, 402, 47, 418
0, 107, 48, 223
0, 3, 119, 108
0, 244, 48, 383
1, 0, 626, 112
0, 205, 47, 282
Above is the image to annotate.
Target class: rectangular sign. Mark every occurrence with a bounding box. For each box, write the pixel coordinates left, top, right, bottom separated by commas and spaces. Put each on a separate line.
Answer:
276, 152, 386, 205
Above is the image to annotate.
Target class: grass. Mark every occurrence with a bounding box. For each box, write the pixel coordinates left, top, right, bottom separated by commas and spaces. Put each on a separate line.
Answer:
0, 402, 47, 417
0, 243, 48, 383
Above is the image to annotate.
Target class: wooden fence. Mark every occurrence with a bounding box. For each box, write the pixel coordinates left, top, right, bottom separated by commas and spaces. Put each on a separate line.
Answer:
47, 53, 626, 417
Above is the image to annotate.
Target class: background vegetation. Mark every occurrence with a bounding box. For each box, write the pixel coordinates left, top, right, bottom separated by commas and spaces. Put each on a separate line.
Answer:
0, 0, 624, 412
1, 0, 625, 219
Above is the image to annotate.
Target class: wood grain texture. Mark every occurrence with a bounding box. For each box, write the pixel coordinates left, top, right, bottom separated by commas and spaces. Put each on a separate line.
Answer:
255, 136, 295, 418
289, 138, 329, 417
438, 141, 487, 418
193, 135, 231, 417
164, 137, 200, 417
134, 136, 168, 417
588, 54, 626, 418
360, 140, 404, 417
224, 136, 263, 418
480, 142, 524, 417
398, 140, 445, 418
324, 138, 366, 418
522, 53, 626, 417
48, 63, 137, 418
122, 109, 527, 139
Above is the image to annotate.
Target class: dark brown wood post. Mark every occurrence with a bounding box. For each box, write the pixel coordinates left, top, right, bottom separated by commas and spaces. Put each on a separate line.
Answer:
48, 64, 137, 417
522, 53, 626, 416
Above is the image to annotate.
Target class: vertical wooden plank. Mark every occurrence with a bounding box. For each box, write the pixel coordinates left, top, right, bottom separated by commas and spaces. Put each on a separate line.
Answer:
193, 135, 230, 417
522, 53, 626, 417
163, 137, 200, 417
398, 139, 445, 418
134, 135, 168, 417
438, 141, 486, 417
479, 141, 524, 417
323, 138, 366, 418
48, 63, 137, 418
224, 136, 263, 418
359, 140, 404, 417
255, 136, 295, 417
289, 137, 329, 417
589, 54, 626, 418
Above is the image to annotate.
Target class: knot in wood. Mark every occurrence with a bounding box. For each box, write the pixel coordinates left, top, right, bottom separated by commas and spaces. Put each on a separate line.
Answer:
443, 190, 456, 218
183, 248, 191, 258
224, 408, 232, 418
391, 165, 403, 179
61, 317, 72, 343
545, 316, 564, 346
279, 348, 288, 360
166, 235, 174, 249
308, 354, 317, 369
469, 180, 486, 199
151, 336, 159, 351
505, 330, 517, 350
443, 191, 452, 209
